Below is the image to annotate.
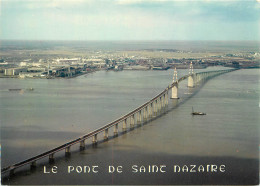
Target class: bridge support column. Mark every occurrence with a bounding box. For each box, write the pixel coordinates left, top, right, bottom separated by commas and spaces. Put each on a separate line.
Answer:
161, 95, 165, 108
147, 105, 150, 118
201, 73, 205, 82
114, 124, 118, 136
137, 110, 142, 124
130, 114, 135, 128
30, 161, 36, 169
159, 96, 163, 111
171, 83, 179, 99
49, 153, 55, 163
165, 94, 167, 106
163, 94, 166, 107
123, 119, 127, 132
104, 129, 109, 141
158, 97, 162, 111
146, 106, 149, 119
196, 74, 201, 84
145, 107, 148, 120
166, 91, 169, 105
148, 104, 152, 118
154, 100, 157, 115
155, 99, 159, 113
92, 134, 97, 145
194, 74, 197, 85
142, 109, 145, 121
80, 140, 85, 150
65, 146, 71, 156
10, 169, 15, 176
188, 75, 194, 88
164, 93, 168, 106
150, 103, 153, 117
144, 107, 148, 121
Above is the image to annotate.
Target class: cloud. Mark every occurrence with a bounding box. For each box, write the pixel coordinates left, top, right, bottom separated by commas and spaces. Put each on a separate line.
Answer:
2, 0, 93, 10
27, 0, 89, 9
116, 0, 255, 4
1, 0, 259, 40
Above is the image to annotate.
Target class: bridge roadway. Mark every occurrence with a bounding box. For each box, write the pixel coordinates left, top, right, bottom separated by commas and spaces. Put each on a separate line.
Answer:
1, 68, 236, 175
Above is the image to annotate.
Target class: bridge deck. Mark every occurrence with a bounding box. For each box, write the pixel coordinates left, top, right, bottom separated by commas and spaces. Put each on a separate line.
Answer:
1, 69, 236, 174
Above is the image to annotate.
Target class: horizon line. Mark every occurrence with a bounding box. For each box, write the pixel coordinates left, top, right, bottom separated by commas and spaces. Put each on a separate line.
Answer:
1, 39, 260, 42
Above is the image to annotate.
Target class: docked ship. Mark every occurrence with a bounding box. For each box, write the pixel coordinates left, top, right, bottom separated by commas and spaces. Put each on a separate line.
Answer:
152, 66, 170, 70
9, 89, 22, 91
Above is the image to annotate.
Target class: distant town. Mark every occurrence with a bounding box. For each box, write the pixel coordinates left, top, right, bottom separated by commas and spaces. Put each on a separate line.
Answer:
0, 47, 259, 79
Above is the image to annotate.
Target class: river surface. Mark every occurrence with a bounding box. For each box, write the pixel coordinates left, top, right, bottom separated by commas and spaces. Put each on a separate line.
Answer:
1, 67, 259, 185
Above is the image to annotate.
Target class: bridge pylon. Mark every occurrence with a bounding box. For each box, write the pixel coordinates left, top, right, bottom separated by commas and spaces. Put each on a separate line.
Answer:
188, 62, 194, 88
171, 67, 179, 99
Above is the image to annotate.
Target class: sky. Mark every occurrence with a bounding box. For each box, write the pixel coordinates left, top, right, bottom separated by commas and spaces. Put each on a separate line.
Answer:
1, 0, 259, 41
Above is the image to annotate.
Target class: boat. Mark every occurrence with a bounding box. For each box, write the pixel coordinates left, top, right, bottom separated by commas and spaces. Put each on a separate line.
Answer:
27, 87, 34, 91
191, 107, 206, 115
152, 66, 170, 70
9, 89, 22, 91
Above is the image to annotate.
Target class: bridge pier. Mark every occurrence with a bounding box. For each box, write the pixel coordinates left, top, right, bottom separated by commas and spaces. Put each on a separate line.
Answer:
130, 114, 135, 128
114, 123, 118, 136
164, 94, 166, 107
196, 74, 201, 84
159, 97, 162, 111
144, 107, 148, 121
204, 73, 207, 81
49, 153, 55, 163
156, 99, 160, 113
30, 161, 36, 170
202, 73, 206, 82
10, 169, 15, 176
104, 129, 109, 141
145, 107, 148, 120
188, 62, 194, 87
171, 83, 179, 99
137, 110, 142, 124
196, 74, 200, 85
164, 92, 168, 105
65, 146, 71, 156
92, 134, 97, 145
165, 94, 168, 107
160, 96, 163, 109
166, 91, 169, 105
188, 75, 194, 88
164, 94, 167, 108
171, 67, 179, 99
149, 103, 153, 117
154, 100, 158, 115
161, 95, 165, 108
80, 140, 85, 150
142, 108, 145, 121
147, 105, 150, 118
123, 118, 127, 132
160, 97, 163, 110
148, 103, 152, 118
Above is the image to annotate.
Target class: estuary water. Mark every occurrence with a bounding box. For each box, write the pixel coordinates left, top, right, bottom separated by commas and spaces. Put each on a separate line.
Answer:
1, 68, 259, 185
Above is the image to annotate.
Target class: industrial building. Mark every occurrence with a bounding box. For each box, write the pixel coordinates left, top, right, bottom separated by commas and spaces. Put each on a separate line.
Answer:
4, 68, 27, 76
